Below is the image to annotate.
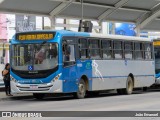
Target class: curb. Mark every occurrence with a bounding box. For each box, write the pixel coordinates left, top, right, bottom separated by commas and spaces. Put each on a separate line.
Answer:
0, 87, 5, 91
0, 82, 4, 91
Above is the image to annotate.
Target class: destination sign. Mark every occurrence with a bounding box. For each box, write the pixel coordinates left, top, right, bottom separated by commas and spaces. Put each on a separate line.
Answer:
153, 41, 160, 46
16, 32, 55, 41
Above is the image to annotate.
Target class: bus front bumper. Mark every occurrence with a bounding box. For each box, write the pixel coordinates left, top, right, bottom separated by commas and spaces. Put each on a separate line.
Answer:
11, 80, 63, 94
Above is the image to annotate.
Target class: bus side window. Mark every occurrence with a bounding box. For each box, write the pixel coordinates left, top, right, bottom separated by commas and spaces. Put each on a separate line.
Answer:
144, 43, 152, 60
134, 42, 143, 60
124, 42, 133, 59
79, 38, 88, 59
113, 41, 123, 59
89, 39, 101, 59
101, 40, 112, 59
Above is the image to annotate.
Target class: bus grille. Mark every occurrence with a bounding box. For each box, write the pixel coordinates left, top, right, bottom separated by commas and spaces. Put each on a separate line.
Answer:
16, 85, 53, 91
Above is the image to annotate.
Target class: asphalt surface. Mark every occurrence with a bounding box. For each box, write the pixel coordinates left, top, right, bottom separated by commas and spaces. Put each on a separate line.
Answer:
0, 89, 160, 120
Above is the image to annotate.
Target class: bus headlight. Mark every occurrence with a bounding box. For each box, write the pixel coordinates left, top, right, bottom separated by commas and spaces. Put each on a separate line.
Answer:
10, 76, 17, 83
52, 73, 62, 82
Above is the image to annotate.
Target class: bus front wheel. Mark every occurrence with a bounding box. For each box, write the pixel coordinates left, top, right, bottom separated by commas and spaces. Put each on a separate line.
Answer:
74, 79, 86, 99
33, 93, 45, 99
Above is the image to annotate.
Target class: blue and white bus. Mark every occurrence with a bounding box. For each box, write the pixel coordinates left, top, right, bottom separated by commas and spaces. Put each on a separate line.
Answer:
153, 40, 160, 85
10, 30, 155, 99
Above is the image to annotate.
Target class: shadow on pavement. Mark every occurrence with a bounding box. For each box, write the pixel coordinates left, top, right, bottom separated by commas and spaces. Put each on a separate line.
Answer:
1, 88, 160, 101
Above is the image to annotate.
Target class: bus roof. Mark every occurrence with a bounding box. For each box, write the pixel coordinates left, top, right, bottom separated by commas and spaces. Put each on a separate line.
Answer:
14, 30, 151, 42
56, 30, 151, 42
90, 33, 151, 42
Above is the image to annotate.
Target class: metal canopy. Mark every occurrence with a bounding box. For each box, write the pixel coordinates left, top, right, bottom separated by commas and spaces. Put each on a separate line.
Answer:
0, 0, 160, 31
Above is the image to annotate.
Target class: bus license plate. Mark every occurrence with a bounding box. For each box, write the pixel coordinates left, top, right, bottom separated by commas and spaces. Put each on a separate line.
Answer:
30, 85, 38, 89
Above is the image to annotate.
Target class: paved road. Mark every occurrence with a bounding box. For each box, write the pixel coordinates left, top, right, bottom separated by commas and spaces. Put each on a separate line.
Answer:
0, 89, 160, 120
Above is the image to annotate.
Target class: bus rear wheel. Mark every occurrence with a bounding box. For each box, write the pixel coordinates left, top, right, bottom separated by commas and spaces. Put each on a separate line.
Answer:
124, 76, 134, 95
117, 76, 134, 95
74, 79, 86, 99
33, 93, 45, 99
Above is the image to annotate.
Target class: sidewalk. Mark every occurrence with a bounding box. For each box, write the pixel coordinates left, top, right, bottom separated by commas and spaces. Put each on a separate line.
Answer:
0, 91, 33, 100
0, 82, 5, 92
0, 81, 33, 99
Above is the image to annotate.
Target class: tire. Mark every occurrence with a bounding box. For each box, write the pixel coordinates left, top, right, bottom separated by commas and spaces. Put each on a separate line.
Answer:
125, 76, 134, 95
33, 93, 45, 99
74, 79, 86, 99
119, 76, 134, 95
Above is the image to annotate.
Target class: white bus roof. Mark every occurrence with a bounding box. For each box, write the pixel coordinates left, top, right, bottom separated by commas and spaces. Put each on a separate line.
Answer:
90, 33, 151, 42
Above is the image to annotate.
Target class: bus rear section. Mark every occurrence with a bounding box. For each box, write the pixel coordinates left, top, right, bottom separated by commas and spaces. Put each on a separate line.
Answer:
78, 34, 155, 95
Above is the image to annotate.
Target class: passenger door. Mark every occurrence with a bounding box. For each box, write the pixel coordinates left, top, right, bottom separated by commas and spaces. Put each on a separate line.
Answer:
62, 37, 78, 92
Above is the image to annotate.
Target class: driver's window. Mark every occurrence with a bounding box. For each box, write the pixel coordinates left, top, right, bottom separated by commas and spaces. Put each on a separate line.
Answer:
63, 42, 70, 62
63, 44, 76, 62
62, 38, 76, 67
68, 45, 75, 61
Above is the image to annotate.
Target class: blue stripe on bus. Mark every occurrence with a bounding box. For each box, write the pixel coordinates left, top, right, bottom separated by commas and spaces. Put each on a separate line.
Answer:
135, 75, 155, 77
92, 75, 154, 79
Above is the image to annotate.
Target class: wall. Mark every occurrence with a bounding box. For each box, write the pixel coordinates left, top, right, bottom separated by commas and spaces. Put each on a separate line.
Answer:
0, 14, 7, 81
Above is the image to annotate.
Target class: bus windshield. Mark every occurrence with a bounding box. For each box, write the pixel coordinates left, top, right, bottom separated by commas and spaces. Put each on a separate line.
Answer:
11, 43, 58, 71
155, 47, 160, 59
154, 46, 160, 73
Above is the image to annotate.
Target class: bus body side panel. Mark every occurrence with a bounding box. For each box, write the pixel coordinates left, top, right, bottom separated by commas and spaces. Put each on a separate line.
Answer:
62, 60, 92, 93
62, 33, 92, 93
76, 60, 92, 91
62, 65, 77, 93
91, 60, 155, 91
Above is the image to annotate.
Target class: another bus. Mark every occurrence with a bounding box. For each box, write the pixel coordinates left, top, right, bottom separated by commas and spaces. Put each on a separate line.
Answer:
153, 40, 160, 85
10, 30, 155, 99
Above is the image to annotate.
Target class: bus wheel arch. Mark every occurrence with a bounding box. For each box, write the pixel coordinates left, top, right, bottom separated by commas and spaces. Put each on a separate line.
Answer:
73, 75, 89, 99
117, 74, 134, 95
128, 73, 134, 88
81, 75, 89, 91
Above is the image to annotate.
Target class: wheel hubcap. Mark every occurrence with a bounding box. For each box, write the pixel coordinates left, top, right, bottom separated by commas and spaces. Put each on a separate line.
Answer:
128, 80, 133, 92
78, 84, 85, 96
